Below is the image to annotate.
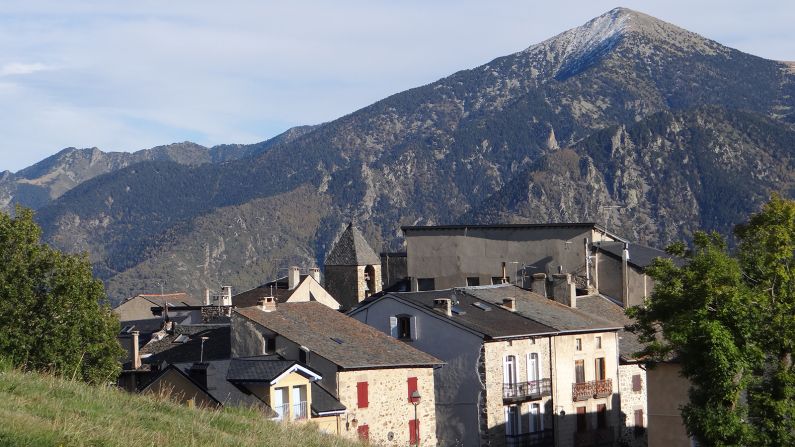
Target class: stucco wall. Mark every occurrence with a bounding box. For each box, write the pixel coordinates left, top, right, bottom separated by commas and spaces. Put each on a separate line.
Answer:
618, 363, 648, 447
647, 363, 690, 447
349, 297, 484, 447
337, 367, 436, 446
405, 227, 616, 291
595, 252, 653, 308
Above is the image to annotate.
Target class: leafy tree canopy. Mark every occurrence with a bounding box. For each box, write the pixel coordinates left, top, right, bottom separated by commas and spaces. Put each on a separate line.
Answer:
629, 195, 795, 447
0, 207, 123, 384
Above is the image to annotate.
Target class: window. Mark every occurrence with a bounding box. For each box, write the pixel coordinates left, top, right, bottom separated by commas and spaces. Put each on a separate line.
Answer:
357, 424, 369, 441
576, 406, 587, 433
634, 409, 644, 428
264, 337, 276, 355
492, 276, 510, 285
528, 403, 542, 432
299, 346, 309, 364
597, 404, 607, 429
575, 338, 582, 351
505, 405, 521, 436
595, 336, 602, 349
417, 278, 435, 291
595, 357, 606, 381
632, 374, 642, 392
390, 315, 417, 340
575, 360, 585, 383
409, 419, 420, 444
466, 277, 480, 286
356, 381, 369, 408
407, 377, 418, 403
504, 355, 518, 387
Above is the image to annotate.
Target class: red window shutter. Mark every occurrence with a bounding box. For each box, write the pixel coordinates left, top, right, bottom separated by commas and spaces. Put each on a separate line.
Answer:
632, 374, 642, 392
357, 424, 369, 441
407, 377, 418, 403
409, 419, 420, 445
357, 381, 369, 408
635, 409, 644, 427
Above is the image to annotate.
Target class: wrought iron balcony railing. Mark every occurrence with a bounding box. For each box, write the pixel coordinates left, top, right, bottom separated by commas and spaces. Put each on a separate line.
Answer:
503, 378, 552, 402
572, 379, 612, 401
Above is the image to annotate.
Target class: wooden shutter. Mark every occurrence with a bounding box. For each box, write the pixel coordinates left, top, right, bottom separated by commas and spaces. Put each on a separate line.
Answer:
576, 406, 587, 432
357, 381, 369, 408
389, 316, 398, 338
597, 404, 607, 429
575, 360, 585, 383
407, 377, 418, 403
409, 419, 420, 445
632, 374, 642, 392
595, 357, 606, 381
357, 424, 369, 441
634, 409, 644, 427
410, 315, 419, 340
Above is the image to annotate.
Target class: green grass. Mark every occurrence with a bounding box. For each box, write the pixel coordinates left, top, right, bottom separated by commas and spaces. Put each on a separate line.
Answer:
0, 365, 362, 447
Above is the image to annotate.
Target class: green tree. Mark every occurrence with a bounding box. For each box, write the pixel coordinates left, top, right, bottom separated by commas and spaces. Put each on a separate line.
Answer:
0, 207, 123, 384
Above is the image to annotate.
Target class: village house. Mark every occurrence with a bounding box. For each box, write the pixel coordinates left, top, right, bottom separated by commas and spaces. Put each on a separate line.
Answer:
232, 300, 442, 445
232, 265, 341, 310
349, 284, 623, 447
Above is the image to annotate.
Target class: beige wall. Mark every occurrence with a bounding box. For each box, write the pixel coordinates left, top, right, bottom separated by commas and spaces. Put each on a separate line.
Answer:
647, 363, 690, 447
286, 276, 341, 310
113, 296, 160, 322
405, 227, 617, 291
483, 337, 553, 447
337, 367, 437, 446
618, 363, 648, 447
552, 332, 621, 447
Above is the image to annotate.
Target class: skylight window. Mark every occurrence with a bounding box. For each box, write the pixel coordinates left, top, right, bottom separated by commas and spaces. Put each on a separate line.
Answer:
331, 337, 344, 344
173, 334, 190, 344
451, 305, 466, 315
472, 302, 492, 311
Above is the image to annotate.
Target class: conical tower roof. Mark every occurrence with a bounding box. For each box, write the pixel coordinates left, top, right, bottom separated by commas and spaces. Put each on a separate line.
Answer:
325, 223, 381, 266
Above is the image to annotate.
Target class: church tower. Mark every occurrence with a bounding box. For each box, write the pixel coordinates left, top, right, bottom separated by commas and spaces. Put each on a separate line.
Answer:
324, 223, 382, 310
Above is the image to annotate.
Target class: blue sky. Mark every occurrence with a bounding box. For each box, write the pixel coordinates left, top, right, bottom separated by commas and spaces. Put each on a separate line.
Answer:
1, 1, 793, 172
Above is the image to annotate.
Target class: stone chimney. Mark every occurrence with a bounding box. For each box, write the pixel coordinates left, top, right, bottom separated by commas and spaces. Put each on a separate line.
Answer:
552, 273, 576, 307
433, 298, 452, 316
188, 363, 209, 390
221, 286, 232, 306
309, 267, 321, 284
131, 330, 141, 369
258, 296, 277, 312
531, 273, 547, 298
204, 288, 210, 306
288, 266, 301, 290
502, 297, 516, 311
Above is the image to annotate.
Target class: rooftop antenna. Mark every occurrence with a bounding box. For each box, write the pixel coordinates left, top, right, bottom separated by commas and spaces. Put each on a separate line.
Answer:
199, 336, 209, 363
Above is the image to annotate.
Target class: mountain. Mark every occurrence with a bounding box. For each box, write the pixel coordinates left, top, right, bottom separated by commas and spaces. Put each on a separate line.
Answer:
28, 7, 795, 304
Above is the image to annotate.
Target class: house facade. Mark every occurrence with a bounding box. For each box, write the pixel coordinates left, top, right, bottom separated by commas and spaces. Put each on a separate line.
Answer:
232, 301, 441, 445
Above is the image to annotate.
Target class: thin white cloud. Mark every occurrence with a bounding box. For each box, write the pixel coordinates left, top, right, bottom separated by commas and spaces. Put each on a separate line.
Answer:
0, 62, 52, 77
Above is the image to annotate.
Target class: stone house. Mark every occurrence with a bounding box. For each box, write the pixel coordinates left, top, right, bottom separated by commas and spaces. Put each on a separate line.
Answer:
324, 223, 383, 310
349, 284, 623, 447
232, 301, 442, 445
113, 292, 204, 332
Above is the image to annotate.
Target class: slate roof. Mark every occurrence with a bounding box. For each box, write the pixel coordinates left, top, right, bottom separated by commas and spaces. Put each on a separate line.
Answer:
235, 302, 443, 369
311, 383, 346, 414
140, 324, 230, 365
596, 241, 685, 269
365, 289, 558, 338
121, 292, 203, 307
325, 223, 381, 266
401, 222, 625, 241
575, 294, 645, 362
171, 359, 271, 411
227, 355, 314, 382
233, 286, 295, 309
465, 285, 621, 333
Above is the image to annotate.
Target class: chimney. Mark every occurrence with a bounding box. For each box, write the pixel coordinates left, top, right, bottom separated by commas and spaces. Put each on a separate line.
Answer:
221, 286, 232, 306
433, 298, 452, 316
131, 330, 141, 369
259, 296, 277, 312
288, 266, 301, 290
204, 288, 210, 306
188, 362, 209, 390
531, 273, 547, 298
501, 262, 508, 284
552, 273, 576, 307
309, 267, 321, 284
502, 297, 516, 311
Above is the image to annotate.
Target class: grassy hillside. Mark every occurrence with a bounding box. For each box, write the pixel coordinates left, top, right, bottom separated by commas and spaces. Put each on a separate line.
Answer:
0, 366, 361, 447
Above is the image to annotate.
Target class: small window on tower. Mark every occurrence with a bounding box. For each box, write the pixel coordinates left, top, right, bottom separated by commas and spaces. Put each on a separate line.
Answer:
466, 277, 480, 287
417, 278, 435, 291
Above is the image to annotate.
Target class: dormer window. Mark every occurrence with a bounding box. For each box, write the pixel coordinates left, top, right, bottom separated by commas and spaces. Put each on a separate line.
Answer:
390, 314, 418, 341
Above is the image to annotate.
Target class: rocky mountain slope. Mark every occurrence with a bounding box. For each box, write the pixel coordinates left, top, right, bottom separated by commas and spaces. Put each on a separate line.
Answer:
26, 7, 795, 303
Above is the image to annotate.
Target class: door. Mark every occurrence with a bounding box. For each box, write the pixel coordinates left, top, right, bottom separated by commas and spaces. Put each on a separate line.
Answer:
505, 405, 521, 436
273, 387, 288, 420
504, 355, 518, 396
292, 385, 307, 419
527, 353, 539, 393
575, 360, 585, 383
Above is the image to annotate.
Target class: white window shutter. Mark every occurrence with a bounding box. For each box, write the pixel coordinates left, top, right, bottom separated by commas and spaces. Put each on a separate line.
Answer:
410, 316, 419, 340
389, 316, 398, 338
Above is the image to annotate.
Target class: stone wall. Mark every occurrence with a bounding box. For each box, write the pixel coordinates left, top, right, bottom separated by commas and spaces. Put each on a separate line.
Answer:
618, 363, 648, 447
324, 265, 362, 310
337, 367, 437, 446
482, 337, 554, 447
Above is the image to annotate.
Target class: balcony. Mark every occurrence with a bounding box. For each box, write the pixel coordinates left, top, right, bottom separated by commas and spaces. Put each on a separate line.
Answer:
571, 379, 612, 402
274, 401, 308, 421
574, 428, 615, 447
506, 429, 554, 447
292, 401, 308, 420
503, 378, 552, 402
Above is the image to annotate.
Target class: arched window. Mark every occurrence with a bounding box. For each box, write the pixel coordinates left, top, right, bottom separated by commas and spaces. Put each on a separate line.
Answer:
364, 265, 377, 296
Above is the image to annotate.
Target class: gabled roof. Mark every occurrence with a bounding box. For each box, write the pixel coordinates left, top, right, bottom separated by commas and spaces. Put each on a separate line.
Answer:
171, 359, 271, 411
140, 324, 230, 365
325, 223, 381, 266
119, 292, 203, 307
233, 286, 295, 308
465, 285, 621, 333
227, 355, 322, 384
355, 289, 557, 339
575, 294, 645, 362
595, 241, 685, 269
311, 383, 346, 415
235, 302, 443, 369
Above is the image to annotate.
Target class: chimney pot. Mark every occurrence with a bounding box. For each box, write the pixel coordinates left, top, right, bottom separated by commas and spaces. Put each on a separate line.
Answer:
204, 288, 210, 306
288, 266, 301, 290
531, 273, 547, 298
258, 296, 277, 312
132, 330, 141, 369
552, 273, 576, 307
188, 362, 209, 390
309, 267, 321, 284
433, 298, 452, 316
502, 297, 516, 311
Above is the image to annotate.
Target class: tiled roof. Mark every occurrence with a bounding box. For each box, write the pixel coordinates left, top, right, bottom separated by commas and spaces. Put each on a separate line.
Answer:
465, 285, 621, 333
596, 241, 685, 269
368, 289, 557, 338
227, 355, 302, 382
236, 303, 443, 369
325, 223, 381, 266
574, 295, 645, 362
140, 324, 230, 365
